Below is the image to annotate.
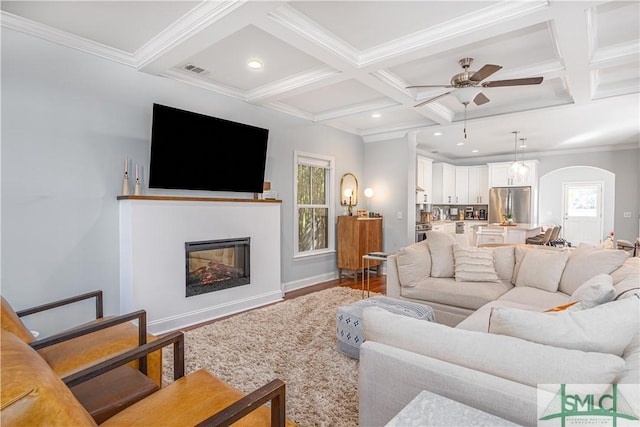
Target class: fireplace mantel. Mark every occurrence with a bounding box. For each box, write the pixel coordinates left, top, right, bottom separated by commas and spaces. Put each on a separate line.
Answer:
117, 195, 281, 203
118, 196, 281, 334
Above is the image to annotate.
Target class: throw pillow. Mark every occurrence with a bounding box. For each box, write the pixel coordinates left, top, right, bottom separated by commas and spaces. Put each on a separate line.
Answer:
489, 246, 515, 281
488, 297, 640, 356
396, 241, 431, 287
453, 246, 500, 282
570, 274, 615, 308
544, 301, 580, 312
515, 249, 569, 292
559, 244, 629, 295
363, 307, 625, 387
426, 231, 456, 278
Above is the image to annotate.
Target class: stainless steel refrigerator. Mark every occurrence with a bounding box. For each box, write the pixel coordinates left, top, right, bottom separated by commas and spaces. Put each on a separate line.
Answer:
488, 187, 531, 224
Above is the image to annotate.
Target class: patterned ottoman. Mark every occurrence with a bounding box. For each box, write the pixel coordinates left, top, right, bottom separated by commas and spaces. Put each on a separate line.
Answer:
336, 296, 435, 359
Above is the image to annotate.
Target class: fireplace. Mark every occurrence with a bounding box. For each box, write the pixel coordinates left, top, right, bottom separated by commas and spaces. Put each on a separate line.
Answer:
185, 238, 250, 297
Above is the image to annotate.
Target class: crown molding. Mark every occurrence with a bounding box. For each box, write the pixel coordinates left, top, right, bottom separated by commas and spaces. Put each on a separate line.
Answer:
314, 98, 399, 122
268, 5, 359, 67
246, 66, 340, 102
162, 68, 246, 101
1, 11, 136, 66
358, 1, 550, 67
135, 0, 248, 69
262, 101, 315, 121
591, 40, 640, 67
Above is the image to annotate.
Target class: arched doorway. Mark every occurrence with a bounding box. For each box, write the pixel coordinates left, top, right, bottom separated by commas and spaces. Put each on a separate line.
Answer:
539, 166, 615, 245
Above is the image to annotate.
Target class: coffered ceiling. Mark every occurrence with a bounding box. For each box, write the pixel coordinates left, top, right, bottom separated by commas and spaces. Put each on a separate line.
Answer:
2, 1, 639, 160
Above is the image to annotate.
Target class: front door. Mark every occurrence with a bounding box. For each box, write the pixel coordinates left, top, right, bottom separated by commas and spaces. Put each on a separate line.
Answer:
562, 181, 604, 245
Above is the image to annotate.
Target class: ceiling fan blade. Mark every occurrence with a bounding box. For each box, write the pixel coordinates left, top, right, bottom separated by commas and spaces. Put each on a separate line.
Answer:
470, 64, 502, 82
482, 77, 543, 87
406, 84, 453, 89
473, 92, 490, 105
413, 91, 452, 108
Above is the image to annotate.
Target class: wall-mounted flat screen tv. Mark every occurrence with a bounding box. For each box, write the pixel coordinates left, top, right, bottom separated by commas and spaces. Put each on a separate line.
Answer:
149, 103, 269, 193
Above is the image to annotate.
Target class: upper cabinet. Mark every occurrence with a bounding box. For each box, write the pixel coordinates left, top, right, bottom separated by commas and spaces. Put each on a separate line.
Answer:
416, 156, 433, 204
454, 166, 469, 204
468, 165, 489, 204
488, 161, 539, 188
432, 162, 456, 204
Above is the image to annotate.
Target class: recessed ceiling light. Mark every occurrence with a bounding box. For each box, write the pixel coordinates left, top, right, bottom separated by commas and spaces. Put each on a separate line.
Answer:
456, 142, 464, 146
247, 59, 263, 70
371, 113, 381, 118
520, 144, 527, 148
472, 149, 479, 153
433, 132, 442, 136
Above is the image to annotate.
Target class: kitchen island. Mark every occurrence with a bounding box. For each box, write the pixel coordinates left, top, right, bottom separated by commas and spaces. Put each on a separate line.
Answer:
477, 223, 542, 245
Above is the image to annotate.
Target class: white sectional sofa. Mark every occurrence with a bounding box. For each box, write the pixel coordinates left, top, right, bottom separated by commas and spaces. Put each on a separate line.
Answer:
359, 231, 640, 426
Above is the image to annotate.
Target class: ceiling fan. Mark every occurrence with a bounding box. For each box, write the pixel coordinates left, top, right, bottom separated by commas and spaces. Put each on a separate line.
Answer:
407, 58, 543, 108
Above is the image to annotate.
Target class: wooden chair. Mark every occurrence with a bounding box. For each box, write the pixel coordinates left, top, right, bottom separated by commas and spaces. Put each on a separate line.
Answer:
1, 329, 294, 426
0, 292, 162, 385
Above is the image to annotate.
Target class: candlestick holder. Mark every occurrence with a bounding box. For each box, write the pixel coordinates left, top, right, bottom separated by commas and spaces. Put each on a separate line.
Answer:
122, 173, 131, 196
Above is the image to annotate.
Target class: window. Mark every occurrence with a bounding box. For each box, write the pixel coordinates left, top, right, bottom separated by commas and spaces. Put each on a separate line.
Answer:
294, 151, 335, 257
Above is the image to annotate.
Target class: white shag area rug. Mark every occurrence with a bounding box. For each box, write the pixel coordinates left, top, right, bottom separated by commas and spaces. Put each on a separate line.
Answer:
163, 287, 369, 427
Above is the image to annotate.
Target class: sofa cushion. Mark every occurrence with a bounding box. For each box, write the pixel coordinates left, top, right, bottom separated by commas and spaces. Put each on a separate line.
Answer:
614, 274, 640, 300
453, 246, 500, 282
426, 231, 456, 278
611, 257, 640, 285
497, 286, 572, 308
396, 241, 431, 287
488, 246, 515, 281
559, 244, 629, 294
570, 274, 615, 309
488, 297, 640, 356
455, 300, 544, 332
363, 307, 625, 387
401, 277, 513, 311
515, 248, 569, 292
617, 332, 640, 384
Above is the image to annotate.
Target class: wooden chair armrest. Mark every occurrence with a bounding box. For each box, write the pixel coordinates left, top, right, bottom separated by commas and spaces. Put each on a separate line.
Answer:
16, 290, 104, 319
62, 331, 185, 388
196, 379, 286, 427
30, 309, 147, 350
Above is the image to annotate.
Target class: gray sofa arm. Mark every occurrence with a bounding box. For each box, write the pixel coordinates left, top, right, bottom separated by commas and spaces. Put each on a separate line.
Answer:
359, 341, 538, 427
385, 254, 401, 298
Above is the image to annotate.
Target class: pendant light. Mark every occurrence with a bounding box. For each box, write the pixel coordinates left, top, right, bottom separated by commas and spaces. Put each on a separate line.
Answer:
517, 137, 530, 180
508, 130, 520, 179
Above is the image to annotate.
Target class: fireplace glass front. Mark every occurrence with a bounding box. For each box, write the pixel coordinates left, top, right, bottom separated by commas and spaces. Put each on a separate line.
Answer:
185, 238, 250, 297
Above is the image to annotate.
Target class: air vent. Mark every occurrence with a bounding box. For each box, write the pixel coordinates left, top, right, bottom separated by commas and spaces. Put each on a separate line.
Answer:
183, 64, 208, 74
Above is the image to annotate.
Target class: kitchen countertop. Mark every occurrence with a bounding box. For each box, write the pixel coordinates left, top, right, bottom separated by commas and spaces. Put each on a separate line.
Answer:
486, 223, 541, 231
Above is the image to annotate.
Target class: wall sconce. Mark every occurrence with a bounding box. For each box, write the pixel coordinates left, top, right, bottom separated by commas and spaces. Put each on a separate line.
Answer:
364, 187, 374, 198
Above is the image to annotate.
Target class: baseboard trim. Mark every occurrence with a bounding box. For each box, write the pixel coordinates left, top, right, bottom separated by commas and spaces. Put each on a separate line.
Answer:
282, 272, 338, 293
147, 290, 283, 335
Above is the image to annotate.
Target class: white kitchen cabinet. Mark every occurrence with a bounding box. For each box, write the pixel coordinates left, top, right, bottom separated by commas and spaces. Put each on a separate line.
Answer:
488, 161, 539, 188
468, 165, 489, 204
431, 222, 456, 234
416, 156, 433, 204
454, 166, 469, 205
433, 163, 456, 204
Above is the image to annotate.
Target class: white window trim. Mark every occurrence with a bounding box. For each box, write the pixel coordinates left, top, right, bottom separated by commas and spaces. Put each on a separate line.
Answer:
293, 151, 335, 259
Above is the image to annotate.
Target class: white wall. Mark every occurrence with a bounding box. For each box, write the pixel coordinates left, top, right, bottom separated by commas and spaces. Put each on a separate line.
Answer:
364, 137, 415, 253
1, 28, 363, 335
536, 149, 639, 242
539, 166, 615, 242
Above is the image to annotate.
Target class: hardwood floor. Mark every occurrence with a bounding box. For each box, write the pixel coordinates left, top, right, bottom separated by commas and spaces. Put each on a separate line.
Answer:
285, 273, 386, 300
